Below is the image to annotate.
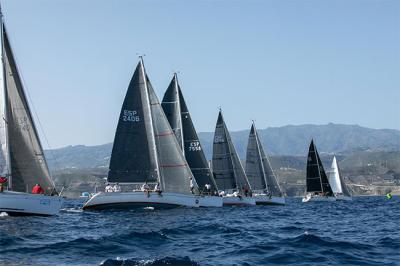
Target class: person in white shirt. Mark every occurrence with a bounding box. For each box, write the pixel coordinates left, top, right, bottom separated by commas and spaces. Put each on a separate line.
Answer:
141, 181, 150, 192
205, 184, 211, 195
113, 183, 121, 193
189, 177, 196, 194
105, 183, 112, 193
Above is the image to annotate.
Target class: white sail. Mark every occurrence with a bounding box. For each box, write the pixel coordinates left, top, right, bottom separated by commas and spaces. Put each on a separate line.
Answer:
328, 156, 343, 194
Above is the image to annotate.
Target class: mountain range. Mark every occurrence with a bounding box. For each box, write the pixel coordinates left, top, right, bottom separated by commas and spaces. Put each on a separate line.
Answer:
45, 123, 400, 170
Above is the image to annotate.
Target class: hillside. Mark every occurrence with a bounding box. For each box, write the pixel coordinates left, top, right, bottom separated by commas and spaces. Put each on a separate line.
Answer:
45, 123, 400, 170
43, 123, 400, 197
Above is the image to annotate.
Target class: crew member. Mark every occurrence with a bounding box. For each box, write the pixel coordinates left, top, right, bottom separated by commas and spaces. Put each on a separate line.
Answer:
113, 183, 121, 193
0, 177, 7, 193
189, 177, 195, 194
32, 183, 44, 194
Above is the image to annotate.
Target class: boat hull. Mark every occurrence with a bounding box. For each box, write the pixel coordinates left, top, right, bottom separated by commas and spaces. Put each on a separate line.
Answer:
198, 195, 223, 207
82, 191, 201, 210
302, 194, 336, 203
254, 195, 286, 205
222, 196, 256, 206
0, 191, 63, 216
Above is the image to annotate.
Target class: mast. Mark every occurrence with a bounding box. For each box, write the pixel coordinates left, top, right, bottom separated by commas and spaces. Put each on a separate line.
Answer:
140, 57, 161, 186
174, 73, 184, 155
0, 6, 11, 189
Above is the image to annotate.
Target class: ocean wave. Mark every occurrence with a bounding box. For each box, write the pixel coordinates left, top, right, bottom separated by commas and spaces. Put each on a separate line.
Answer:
100, 256, 200, 266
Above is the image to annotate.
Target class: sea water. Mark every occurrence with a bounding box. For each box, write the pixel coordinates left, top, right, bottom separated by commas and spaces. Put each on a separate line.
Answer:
0, 197, 399, 266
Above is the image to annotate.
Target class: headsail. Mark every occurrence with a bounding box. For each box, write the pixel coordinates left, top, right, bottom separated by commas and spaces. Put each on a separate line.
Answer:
108, 61, 159, 183
147, 75, 193, 194
162, 74, 218, 193
161, 74, 184, 150
306, 140, 333, 195
212, 111, 251, 192
246, 123, 282, 196
329, 156, 351, 196
2, 24, 54, 192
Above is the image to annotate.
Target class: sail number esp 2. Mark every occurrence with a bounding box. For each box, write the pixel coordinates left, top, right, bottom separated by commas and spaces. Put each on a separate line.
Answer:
122, 110, 140, 122
189, 141, 202, 152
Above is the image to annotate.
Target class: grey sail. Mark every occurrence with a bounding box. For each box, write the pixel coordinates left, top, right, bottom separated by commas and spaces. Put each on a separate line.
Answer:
161, 74, 218, 194
147, 75, 193, 194
177, 80, 218, 194
212, 111, 251, 191
2, 25, 54, 192
306, 140, 333, 195
245, 124, 267, 190
161, 74, 184, 150
108, 61, 158, 183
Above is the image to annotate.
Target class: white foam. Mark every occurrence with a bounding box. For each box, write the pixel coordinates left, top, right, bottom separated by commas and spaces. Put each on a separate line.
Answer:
0, 212, 9, 217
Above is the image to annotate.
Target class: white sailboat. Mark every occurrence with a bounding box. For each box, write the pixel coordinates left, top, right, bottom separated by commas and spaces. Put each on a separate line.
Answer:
328, 156, 352, 201
302, 140, 336, 203
161, 74, 222, 207
0, 8, 63, 216
212, 110, 255, 206
245, 123, 285, 205
83, 58, 200, 210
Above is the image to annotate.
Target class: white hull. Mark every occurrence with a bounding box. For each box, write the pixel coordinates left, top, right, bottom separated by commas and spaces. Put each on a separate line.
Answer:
254, 195, 286, 205
0, 191, 63, 216
302, 194, 336, 203
198, 195, 223, 207
82, 191, 201, 210
335, 195, 352, 201
222, 195, 256, 206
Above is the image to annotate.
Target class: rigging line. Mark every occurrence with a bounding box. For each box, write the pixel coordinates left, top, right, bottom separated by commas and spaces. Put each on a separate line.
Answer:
7, 33, 62, 174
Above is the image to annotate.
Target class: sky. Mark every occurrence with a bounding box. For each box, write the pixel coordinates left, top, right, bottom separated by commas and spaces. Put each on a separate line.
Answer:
1, 0, 399, 148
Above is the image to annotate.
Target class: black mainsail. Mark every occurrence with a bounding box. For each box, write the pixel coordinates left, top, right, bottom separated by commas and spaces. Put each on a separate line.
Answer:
108, 59, 193, 194
0, 20, 55, 193
212, 110, 251, 192
245, 123, 282, 196
306, 140, 333, 195
161, 74, 218, 193
108, 61, 158, 183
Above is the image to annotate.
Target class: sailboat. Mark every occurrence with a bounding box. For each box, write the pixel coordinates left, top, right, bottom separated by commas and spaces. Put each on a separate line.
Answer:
328, 156, 352, 201
212, 110, 255, 206
83, 58, 200, 210
245, 123, 285, 205
161, 74, 222, 207
0, 9, 63, 216
302, 140, 336, 202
